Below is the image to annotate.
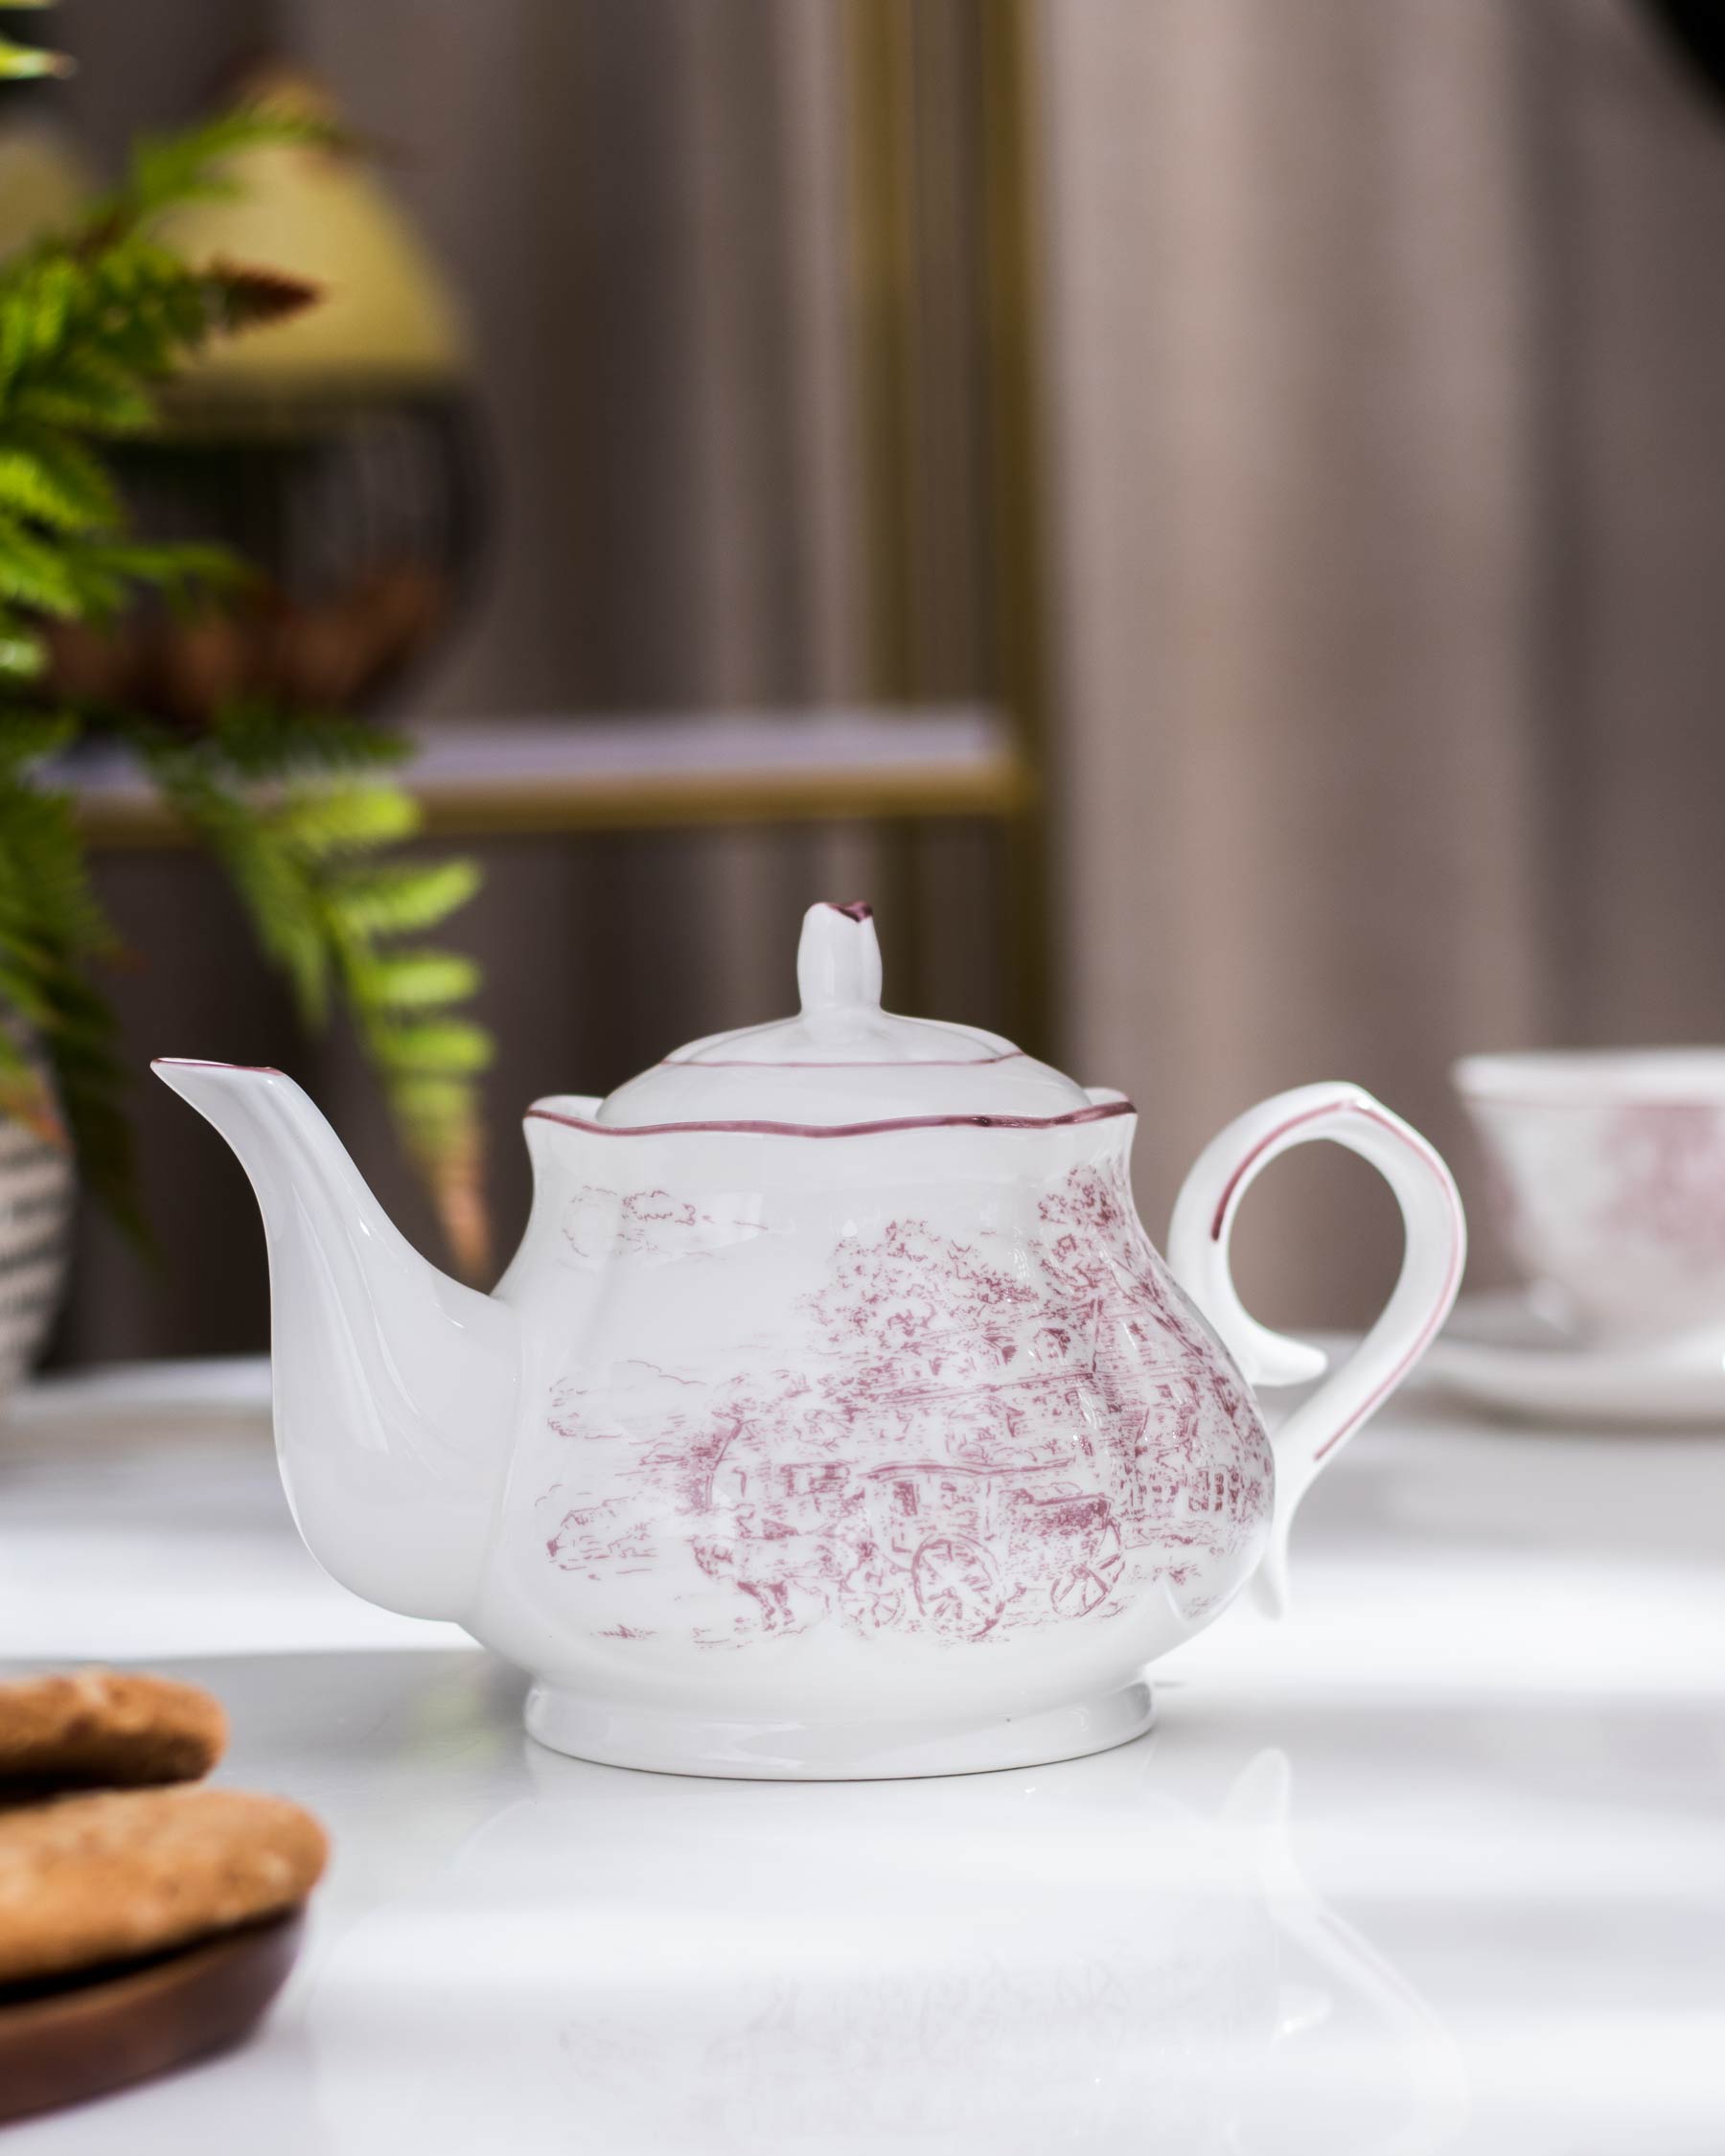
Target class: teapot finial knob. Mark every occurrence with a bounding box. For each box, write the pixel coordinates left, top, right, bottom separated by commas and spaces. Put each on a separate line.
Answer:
798, 902, 883, 1013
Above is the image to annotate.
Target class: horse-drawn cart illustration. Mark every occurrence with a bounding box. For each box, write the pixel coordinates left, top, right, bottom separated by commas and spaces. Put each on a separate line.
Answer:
690, 1455, 1126, 1640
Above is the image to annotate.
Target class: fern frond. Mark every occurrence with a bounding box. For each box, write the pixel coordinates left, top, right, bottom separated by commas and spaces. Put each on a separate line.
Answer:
0, 92, 486, 1269
0, 745, 140, 1236
0, 513, 81, 613
197, 704, 407, 778
137, 724, 493, 1276
0, 0, 69, 82
272, 782, 419, 858
354, 951, 482, 1010
366, 1018, 492, 1075
4, 354, 156, 436
330, 860, 482, 937
0, 46, 70, 81
118, 110, 339, 228
0, 424, 120, 533
0, 624, 47, 682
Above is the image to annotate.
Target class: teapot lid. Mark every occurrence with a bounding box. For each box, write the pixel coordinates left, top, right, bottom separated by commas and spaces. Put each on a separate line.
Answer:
586, 903, 1098, 1130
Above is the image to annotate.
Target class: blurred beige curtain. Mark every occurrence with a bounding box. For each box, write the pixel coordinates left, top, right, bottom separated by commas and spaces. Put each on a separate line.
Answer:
1038, 0, 1725, 1323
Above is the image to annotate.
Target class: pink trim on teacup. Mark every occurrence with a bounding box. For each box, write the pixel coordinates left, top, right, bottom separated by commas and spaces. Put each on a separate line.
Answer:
825, 901, 874, 922
525, 1098, 1136, 1140
1208, 1094, 1466, 1462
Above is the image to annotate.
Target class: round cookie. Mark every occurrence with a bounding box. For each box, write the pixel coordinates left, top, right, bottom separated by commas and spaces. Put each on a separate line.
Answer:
0, 1785, 328, 1984
0, 1670, 226, 1794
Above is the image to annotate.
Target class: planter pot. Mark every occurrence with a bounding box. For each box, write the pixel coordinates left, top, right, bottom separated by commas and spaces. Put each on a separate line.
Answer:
0, 1114, 75, 1415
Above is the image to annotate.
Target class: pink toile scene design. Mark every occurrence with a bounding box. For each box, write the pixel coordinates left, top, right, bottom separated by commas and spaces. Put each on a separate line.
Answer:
1599, 1102, 1725, 1265
535, 1161, 1271, 1650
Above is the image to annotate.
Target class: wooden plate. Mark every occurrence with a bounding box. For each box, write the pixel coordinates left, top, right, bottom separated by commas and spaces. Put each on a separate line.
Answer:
0, 1906, 305, 2124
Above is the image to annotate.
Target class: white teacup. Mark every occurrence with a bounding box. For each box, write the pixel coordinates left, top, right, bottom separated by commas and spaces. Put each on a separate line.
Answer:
1455, 1048, 1725, 1348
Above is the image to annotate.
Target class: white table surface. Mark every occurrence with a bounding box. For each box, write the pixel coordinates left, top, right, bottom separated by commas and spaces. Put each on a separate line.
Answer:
2, 1356, 1722, 2154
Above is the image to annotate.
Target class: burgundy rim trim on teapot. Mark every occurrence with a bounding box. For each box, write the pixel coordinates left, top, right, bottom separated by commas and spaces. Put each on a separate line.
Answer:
525, 1098, 1137, 1141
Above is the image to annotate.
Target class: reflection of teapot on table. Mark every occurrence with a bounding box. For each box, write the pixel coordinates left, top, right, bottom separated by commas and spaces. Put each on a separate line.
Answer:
158, 902, 1463, 1778
304, 1733, 1468, 2156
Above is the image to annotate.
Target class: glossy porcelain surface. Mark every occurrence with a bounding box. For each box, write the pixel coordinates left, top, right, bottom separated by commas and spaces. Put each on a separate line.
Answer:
593, 899, 1092, 1128
1457, 1047, 1725, 1346
153, 904, 1464, 1777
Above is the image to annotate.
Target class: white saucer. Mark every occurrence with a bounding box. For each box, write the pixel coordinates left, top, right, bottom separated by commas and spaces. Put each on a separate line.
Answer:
1422, 1292, 1725, 1428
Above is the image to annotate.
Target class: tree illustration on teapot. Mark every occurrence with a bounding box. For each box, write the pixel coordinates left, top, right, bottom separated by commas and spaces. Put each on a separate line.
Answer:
537, 1163, 1269, 1646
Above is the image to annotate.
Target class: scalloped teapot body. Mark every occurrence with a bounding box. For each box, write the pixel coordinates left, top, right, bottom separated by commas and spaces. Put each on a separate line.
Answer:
469, 1100, 1275, 1768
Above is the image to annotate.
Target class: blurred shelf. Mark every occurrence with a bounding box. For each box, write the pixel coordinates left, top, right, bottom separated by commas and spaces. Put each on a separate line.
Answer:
68, 709, 1036, 848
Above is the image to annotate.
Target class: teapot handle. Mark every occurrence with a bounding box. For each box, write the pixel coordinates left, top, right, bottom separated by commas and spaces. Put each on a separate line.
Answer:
1166, 1082, 1465, 1616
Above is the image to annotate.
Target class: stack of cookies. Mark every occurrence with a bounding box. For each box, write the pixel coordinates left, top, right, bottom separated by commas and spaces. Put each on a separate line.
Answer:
0, 1670, 327, 1993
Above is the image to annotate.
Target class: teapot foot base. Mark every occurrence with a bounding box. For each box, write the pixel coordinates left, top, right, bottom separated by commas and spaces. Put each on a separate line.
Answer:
522, 1680, 1155, 1780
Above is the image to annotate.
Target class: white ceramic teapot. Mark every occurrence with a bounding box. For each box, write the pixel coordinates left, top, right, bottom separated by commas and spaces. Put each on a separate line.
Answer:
156, 903, 1464, 1778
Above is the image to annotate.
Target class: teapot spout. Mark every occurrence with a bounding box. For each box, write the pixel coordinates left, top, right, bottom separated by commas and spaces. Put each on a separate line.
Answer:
153, 1060, 518, 1622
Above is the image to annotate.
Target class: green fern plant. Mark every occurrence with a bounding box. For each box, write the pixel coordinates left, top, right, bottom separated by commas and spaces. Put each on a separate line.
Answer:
0, 3, 67, 83
0, 64, 494, 1274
